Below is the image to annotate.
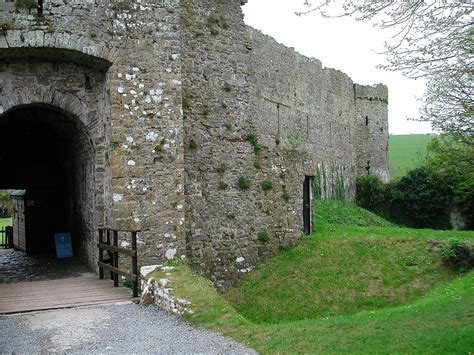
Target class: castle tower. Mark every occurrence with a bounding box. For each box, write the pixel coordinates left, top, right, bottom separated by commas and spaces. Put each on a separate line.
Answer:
354, 84, 390, 182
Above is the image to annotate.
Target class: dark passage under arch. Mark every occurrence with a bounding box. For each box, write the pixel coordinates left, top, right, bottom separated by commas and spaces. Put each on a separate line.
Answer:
0, 105, 95, 261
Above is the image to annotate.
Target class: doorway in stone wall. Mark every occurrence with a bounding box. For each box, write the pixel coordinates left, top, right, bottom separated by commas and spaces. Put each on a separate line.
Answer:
0, 105, 96, 281
303, 176, 314, 235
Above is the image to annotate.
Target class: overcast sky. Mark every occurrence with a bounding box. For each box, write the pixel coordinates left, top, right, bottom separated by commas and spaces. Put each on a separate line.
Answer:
242, 0, 434, 135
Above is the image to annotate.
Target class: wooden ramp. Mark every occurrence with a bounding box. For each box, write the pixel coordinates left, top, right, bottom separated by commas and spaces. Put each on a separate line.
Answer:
0, 274, 136, 314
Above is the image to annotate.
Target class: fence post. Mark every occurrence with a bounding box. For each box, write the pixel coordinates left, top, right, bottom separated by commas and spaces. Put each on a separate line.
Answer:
112, 230, 119, 287
6, 226, 12, 248
98, 229, 104, 279
131, 231, 138, 297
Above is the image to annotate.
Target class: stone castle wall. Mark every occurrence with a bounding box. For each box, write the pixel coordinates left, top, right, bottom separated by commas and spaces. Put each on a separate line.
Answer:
0, 0, 187, 270
0, 0, 388, 289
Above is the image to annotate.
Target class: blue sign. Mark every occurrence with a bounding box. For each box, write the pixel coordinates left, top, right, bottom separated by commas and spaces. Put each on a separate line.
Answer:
54, 233, 73, 258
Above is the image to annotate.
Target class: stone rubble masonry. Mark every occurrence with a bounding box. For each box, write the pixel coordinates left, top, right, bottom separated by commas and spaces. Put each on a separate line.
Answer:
139, 265, 193, 316
0, 0, 388, 289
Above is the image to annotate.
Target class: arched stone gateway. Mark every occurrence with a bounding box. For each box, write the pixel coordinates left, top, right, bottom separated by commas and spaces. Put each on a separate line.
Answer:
0, 48, 112, 270
0, 105, 97, 267
0, 1, 389, 289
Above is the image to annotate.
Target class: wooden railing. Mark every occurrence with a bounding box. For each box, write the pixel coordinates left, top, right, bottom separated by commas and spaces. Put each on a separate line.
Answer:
0, 226, 13, 249
97, 228, 139, 297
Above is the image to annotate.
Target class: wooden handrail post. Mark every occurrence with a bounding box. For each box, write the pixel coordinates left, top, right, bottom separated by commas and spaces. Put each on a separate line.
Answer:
98, 229, 104, 279
106, 229, 112, 281
97, 227, 140, 298
112, 230, 119, 287
131, 231, 138, 298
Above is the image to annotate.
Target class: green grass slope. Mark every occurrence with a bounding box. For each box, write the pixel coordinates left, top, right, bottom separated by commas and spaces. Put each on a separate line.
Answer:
152, 265, 474, 354
224, 218, 471, 323
315, 199, 394, 228
389, 134, 435, 180
224, 201, 471, 323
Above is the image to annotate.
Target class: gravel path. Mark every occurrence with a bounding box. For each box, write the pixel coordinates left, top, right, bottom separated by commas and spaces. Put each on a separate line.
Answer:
0, 303, 256, 354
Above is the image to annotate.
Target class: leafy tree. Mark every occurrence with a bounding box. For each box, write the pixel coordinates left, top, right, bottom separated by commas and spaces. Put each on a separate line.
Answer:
425, 137, 474, 228
297, 1, 473, 141
386, 166, 453, 229
355, 175, 385, 214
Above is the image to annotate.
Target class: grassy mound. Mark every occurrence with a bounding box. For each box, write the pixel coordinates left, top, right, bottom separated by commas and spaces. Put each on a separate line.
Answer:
224, 228, 470, 323
223, 201, 471, 323
315, 199, 394, 227
152, 265, 474, 354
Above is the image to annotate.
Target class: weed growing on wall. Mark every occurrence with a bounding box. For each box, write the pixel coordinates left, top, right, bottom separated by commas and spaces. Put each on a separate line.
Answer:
238, 176, 251, 190
313, 163, 347, 201
287, 136, 302, 149
216, 164, 227, 174
15, 0, 36, 11
313, 167, 322, 199
246, 133, 261, 153
261, 180, 273, 191
189, 139, 198, 150
223, 82, 232, 92
218, 180, 228, 190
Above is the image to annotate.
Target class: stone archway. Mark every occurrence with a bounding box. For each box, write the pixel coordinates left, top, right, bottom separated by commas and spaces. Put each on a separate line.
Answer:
0, 104, 96, 266
0, 48, 112, 271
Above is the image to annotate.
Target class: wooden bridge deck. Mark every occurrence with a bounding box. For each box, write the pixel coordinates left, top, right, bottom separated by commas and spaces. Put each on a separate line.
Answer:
0, 274, 136, 314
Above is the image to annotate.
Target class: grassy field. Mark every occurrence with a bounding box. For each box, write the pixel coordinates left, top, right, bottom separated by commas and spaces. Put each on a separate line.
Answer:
0, 218, 12, 244
150, 201, 474, 353
0, 217, 12, 229
389, 134, 436, 180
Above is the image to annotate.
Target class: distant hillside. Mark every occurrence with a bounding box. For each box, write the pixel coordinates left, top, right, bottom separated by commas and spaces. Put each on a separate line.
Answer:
389, 134, 436, 180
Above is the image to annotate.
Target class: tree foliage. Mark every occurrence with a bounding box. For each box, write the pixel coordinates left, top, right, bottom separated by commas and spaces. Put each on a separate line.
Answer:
355, 136, 474, 230
425, 137, 474, 228
387, 166, 453, 229
297, 1, 473, 141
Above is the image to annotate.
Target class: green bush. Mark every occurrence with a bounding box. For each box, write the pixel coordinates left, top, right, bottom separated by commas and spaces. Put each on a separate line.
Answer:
387, 166, 453, 229
425, 137, 474, 229
355, 175, 385, 214
441, 240, 474, 272
356, 167, 454, 230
